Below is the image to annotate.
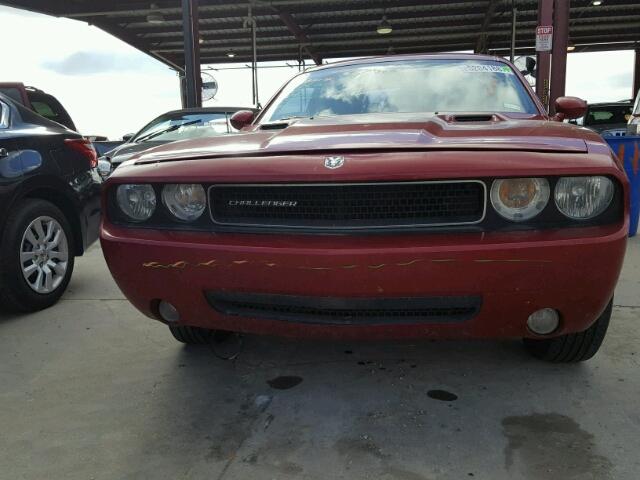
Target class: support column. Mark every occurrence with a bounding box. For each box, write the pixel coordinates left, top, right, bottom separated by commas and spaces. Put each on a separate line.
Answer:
179, 72, 187, 108
633, 48, 640, 100
182, 0, 201, 108
510, 4, 517, 63
536, 0, 554, 112
549, 0, 569, 114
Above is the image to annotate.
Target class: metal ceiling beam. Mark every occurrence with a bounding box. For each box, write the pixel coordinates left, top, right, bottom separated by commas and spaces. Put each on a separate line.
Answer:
90, 19, 184, 71
56, 0, 492, 18
1, 0, 639, 67
274, 8, 322, 65
154, 21, 640, 54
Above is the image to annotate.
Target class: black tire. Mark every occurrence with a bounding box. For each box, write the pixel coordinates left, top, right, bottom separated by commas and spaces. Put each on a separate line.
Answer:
0, 199, 75, 313
169, 325, 215, 344
523, 300, 613, 363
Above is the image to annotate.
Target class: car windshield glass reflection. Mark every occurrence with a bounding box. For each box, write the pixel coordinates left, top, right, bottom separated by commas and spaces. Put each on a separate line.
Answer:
262, 59, 537, 123
134, 113, 230, 143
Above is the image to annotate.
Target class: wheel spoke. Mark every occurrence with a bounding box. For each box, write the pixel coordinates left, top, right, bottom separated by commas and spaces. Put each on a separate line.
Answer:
20, 251, 37, 262
25, 228, 39, 247
33, 219, 45, 243
50, 260, 67, 276
49, 229, 61, 248
22, 262, 38, 277
49, 249, 68, 261
44, 220, 55, 242
43, 265, 53, 292
34, 269, 44, 291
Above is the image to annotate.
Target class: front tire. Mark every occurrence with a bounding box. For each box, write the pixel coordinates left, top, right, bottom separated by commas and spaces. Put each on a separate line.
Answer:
523, 300, 612, 363
0, 199, 75, 313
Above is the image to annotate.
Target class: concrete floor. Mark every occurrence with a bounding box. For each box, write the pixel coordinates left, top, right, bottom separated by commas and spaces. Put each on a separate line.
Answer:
1, 239, 640, 480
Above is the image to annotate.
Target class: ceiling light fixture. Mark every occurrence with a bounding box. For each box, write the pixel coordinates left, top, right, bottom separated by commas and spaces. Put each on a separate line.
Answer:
567, 41, 576, 52
227, 51, 236, 58
146, 4, 165, 23
377, 11, 392, 35
591, 0, 603, 5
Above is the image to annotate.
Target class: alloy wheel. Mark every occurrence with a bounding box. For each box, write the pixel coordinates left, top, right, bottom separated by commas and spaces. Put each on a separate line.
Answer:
19, 216, 69, 294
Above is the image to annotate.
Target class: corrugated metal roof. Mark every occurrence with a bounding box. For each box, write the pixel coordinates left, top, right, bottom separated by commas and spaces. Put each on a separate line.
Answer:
2, 0, 639, 68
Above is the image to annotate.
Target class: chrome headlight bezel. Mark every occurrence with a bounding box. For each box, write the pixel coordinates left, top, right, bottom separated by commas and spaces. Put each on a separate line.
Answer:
161, 184, 207, 222
115, 184, 157, 222
490, 178, 550, 222
554, 176, 614, 220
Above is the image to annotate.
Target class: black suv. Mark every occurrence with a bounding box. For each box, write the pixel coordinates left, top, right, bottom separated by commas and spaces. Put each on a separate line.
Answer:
0, 94, 101, 312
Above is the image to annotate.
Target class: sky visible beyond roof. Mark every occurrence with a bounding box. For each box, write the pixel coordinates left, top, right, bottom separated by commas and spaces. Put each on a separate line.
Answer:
1, 4, 635, 139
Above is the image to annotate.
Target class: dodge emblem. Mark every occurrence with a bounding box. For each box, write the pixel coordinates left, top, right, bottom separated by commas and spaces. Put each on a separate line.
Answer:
324, 156, 345, 169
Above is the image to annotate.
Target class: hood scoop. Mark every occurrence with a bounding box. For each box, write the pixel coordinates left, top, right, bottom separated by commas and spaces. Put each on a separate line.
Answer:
444, 113, 499, 123
260, 122, 290, 130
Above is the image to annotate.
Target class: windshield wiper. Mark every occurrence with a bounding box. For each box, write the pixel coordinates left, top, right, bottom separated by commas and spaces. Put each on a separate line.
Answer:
259, 115, 312, 130
275, 115, 311, 122
136, 119, 201, 143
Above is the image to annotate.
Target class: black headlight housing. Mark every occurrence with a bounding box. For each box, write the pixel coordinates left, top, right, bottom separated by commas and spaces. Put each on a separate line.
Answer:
106, 176, 624, 233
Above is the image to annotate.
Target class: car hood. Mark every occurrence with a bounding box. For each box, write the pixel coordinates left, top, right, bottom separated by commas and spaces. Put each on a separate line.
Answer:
131, 114, 600, 165
104, 141, 168, 164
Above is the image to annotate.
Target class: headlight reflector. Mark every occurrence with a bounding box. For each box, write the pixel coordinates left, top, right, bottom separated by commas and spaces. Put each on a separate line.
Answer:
554, 176, 614, 220
162, 184, 207, 221
116, 184, 156, 222
490, 178, 550, 221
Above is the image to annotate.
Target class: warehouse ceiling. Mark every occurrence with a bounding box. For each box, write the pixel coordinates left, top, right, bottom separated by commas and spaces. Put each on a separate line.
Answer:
2, 0, 639, 69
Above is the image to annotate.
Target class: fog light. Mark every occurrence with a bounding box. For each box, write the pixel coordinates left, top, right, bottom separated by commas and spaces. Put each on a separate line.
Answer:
158, 300, 180, 322
527, 308, 560, 335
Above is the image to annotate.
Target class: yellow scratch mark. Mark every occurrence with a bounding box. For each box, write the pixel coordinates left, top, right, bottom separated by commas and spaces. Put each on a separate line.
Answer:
431, 259, 455, 263
142, 261, 187, 269
264, 262, 277, 267
341, 265, 358, 269
368, 264, 386, 269
298, 266, 333, 270
197, 260, 217, 267
474, 259, 552, 264
396, 259, 423, 266
232, 260, 249, 265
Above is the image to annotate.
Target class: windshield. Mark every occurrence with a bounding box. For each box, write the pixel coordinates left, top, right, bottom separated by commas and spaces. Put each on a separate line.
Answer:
583, 105, 632, 126
261, 59, 537, 123
133, 112, 233, 143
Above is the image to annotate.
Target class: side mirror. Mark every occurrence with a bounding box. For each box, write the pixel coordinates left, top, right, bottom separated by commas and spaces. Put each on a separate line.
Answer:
122, 133, 134, 142
230, 110, 255, 130
553, 96, 587, 121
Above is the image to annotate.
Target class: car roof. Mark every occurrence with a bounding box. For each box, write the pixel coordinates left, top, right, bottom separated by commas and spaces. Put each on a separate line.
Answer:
307, 53, 506, 72
162, 106, 256, 116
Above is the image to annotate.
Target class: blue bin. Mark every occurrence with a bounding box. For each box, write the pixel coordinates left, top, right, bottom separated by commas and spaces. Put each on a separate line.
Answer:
604, 135, 640, 237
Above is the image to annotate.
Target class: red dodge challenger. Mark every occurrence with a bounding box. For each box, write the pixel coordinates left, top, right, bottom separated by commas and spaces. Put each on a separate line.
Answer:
101, 54, 628, 362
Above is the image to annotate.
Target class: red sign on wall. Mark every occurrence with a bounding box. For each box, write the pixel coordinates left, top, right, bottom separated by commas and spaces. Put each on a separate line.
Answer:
536, 26, 553, 52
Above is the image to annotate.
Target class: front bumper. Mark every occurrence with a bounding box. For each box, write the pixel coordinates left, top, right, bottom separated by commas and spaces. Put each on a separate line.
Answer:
101, 222, 627, 340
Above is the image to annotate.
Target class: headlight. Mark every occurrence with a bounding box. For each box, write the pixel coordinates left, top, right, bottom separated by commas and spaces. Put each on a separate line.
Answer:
490, 178, 550, 221
162, 184, 207, 221
554, 176, 614, 220
116, 184, 156, 222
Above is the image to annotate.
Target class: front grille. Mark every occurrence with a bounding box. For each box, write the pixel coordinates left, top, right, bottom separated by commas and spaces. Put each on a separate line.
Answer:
209, 181, 485, 230
206, 292, 481, 325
